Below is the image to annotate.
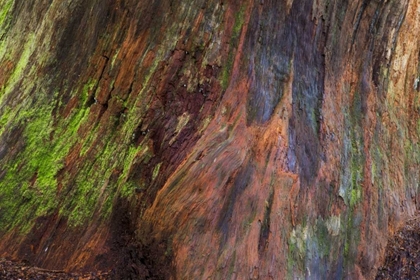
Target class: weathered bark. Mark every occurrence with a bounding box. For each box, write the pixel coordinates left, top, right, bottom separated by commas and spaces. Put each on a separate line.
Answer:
0, 0, 419, 278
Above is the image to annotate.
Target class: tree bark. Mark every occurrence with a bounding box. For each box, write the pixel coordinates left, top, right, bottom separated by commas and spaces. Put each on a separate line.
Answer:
0, 0, 419, 278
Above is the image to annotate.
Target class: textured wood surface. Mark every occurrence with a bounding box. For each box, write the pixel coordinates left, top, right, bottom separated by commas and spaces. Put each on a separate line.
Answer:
0, 0, 419, 278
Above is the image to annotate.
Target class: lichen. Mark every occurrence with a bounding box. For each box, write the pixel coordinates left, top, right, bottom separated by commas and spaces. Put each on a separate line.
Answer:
325, 215, 341, 236
169, 113, 190, 145
287, 224, 308, 278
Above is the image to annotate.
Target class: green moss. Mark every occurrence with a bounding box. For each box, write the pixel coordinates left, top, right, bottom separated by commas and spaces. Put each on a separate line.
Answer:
406, 140, 420, 165
0, 32, 36, 110
117, 144, 150, 197
55, 74, 157, 225
0, 4, 175, 232
81, 78, 97, 105
111, 49, 120, 68
344, 236, 349, 256
152, 162, 162, 181
6, 32, 35, 88
66, 182, 99, 226
315, 219, 331, 257
120, 181, 136, 198
287, 237, 297, 280
63, 141, 116, 226
79, 125, 98, 156
100, 193, 115, 220
0, 106, 11, 134
221, 53, 233, 90
342, 212, 361, 269
349, 189, 361, 208
0, 0, 14, 38
0, 0, 13, 23
334, 87, 366, 272
122, 146, 142, 178
340, 90, 364, 207
0, 76, 105, 231
0, 102, 60, 232
221, 4, 246, 90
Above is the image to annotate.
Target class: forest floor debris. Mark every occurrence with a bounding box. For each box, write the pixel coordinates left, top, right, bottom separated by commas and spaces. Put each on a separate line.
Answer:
0, 258, 112, 280
376, 218, 420, 279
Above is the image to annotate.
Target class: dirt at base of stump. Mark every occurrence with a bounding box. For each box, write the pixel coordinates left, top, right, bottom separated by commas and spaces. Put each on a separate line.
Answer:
376, 218, 420, 279
0, 259, 112, 280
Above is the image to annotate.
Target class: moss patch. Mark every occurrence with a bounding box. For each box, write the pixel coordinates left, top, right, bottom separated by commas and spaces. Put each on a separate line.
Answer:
0, 0, 14, 39
221, 4, 246, 90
